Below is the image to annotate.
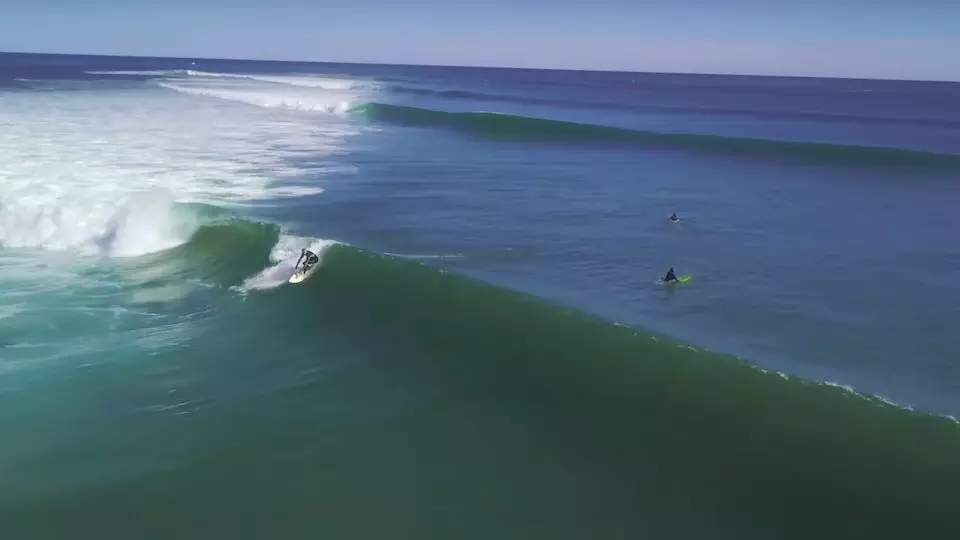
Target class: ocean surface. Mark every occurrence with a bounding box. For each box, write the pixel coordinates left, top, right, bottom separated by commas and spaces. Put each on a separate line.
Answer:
1, 52, 959, 539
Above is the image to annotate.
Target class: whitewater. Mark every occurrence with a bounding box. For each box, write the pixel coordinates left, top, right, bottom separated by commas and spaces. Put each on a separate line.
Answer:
0, 72, 370, 252
0, 71, 373, 306
0, 69, 373, 381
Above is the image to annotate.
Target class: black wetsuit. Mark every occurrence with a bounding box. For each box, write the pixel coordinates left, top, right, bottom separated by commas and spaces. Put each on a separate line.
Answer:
664, 270, 677, 282
298, 250, 319, 271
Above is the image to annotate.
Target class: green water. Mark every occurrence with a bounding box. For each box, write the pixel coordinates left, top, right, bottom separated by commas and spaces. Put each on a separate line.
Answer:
4, 243, 958, 539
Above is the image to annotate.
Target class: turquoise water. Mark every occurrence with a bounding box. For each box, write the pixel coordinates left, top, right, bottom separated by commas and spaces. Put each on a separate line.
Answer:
1, 53, 959, 538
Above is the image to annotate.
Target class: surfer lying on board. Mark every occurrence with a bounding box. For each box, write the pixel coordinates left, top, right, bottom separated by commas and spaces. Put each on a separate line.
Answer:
296, 248, 319, 273
663, 267, 678, 283
670, 213, 680, 222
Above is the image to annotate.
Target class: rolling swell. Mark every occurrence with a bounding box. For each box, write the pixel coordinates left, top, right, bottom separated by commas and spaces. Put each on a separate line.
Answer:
276, 244, 960, 538
386, 85, 960, 128
353, 102, 960, 168
24, 230, 960, 538
387, 84, 638, 112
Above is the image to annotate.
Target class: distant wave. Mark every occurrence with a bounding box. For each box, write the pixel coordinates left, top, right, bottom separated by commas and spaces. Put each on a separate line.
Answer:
85, 69, 193, 77
387, 85, 647, 113
387, 84, 960, 129
388, 85, 561, 104
352, 102, 960, 168
88, 69, 375, 91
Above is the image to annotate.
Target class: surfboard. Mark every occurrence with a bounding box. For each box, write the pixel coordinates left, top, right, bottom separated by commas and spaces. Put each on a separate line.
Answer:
288, 265, 317, 284
658, 275, 692, 285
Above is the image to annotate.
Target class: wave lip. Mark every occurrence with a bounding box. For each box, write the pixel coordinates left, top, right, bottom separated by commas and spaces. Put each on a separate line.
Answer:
352, 102, 960, 168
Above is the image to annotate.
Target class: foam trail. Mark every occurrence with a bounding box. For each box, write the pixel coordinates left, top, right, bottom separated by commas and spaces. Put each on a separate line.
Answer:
240, 236, 338, 291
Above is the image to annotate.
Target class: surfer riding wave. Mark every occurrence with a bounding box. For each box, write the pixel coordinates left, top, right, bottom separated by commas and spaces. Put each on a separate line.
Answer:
296, 248, 319, 274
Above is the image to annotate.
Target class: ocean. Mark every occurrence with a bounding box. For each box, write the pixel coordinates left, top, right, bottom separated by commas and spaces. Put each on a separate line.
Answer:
1, 52, 958, 539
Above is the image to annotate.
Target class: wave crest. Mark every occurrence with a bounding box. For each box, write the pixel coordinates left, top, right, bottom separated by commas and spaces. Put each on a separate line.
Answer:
352, 102, 960, 168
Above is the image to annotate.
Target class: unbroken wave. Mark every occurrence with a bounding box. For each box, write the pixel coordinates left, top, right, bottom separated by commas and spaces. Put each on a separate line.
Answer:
110, 213, 960, 537
178, 216, 960, 429
254, 244, 959, 536
388, 85, 960, 128
353, 102, 960, 168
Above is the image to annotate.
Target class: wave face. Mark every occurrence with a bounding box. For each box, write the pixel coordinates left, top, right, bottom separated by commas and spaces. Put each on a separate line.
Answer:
8, 218, 956, 538
353, 102, 960, 168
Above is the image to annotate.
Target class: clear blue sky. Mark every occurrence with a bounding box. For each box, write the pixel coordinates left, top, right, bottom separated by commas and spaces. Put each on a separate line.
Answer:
2, 1, 958, 81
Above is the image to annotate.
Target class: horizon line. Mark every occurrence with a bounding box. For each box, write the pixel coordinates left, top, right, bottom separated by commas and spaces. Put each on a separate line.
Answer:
2, 49, 957, 85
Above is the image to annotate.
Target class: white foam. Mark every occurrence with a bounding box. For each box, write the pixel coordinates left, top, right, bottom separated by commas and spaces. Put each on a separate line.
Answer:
874, 393, 914, 411
0, 188, 186, 257
239, 235, 338, 292
157, 82, 356, 113
0, 75, 370, 257
822, 380, 857, 394
182, 71, 375, 91
384, 252, 466, 261
819, 380, 917, 412
137, 68, 374, 114
87, 70, 377, 92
